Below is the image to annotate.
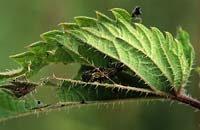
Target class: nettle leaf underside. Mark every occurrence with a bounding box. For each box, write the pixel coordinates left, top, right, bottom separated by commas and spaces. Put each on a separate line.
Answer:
0, 8, 196, 120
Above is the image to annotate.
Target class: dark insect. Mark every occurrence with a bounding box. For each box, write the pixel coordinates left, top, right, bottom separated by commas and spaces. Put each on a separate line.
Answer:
0, 78, 38, 98
37, 100, 41, 105
61, 104, 65, 107
131, 6, 142, 18
31, 100, 50, 110
81, 63, 124, 82
81, 67, 106, 82
80, 100, 86, 104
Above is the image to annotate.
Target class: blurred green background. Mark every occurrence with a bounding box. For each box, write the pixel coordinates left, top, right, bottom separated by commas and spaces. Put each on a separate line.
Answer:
0, 0, 200, 130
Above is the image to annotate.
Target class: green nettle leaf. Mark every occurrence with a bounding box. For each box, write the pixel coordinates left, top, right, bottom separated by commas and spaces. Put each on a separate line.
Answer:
57, 8, 194, 97
0, 8, 198, 121
0, 90, 42, 120
0, 89, 27, 117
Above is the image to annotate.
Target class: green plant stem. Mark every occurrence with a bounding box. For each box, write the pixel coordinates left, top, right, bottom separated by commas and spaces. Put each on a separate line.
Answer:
0, 102, 87, 122
0, 95, 200, 122
172, 94, 200, 110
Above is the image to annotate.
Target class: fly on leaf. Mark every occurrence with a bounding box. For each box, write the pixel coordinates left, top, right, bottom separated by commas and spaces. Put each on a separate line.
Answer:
131, 6, 142, 23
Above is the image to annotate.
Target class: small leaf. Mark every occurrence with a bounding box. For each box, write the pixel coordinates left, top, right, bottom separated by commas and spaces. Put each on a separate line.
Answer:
0, 68, 25, 80
176, 27, 195, 86
0, 79, 42, 119
0, 79, 38, 98
0, 89, 37, 118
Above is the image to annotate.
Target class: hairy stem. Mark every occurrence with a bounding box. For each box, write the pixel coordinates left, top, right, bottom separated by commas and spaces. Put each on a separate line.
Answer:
0, 102, 88, 122
1, 95, 200, 122
0, 98, 165, 122
172, 94, 200, 110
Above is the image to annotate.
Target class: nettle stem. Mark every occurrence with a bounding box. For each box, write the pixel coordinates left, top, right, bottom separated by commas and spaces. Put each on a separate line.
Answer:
172, 94, 200, 110
1, 95, 200, 122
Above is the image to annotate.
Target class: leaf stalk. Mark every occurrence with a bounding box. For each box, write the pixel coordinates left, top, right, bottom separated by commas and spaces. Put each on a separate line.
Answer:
172, 94, 200, 110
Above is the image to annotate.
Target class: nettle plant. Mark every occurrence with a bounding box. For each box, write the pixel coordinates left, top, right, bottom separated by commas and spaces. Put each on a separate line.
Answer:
0, 7, 199, 121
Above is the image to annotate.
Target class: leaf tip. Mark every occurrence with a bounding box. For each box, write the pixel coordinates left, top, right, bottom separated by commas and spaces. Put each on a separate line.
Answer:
74, 16, 97, 27
110, 8, 131, 22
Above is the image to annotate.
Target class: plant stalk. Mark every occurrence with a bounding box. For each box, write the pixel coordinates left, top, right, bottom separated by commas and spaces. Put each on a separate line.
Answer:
172, 94, 200, 110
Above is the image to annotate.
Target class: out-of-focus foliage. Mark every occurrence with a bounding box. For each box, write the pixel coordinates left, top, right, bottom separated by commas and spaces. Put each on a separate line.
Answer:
196, 67, 200, 74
